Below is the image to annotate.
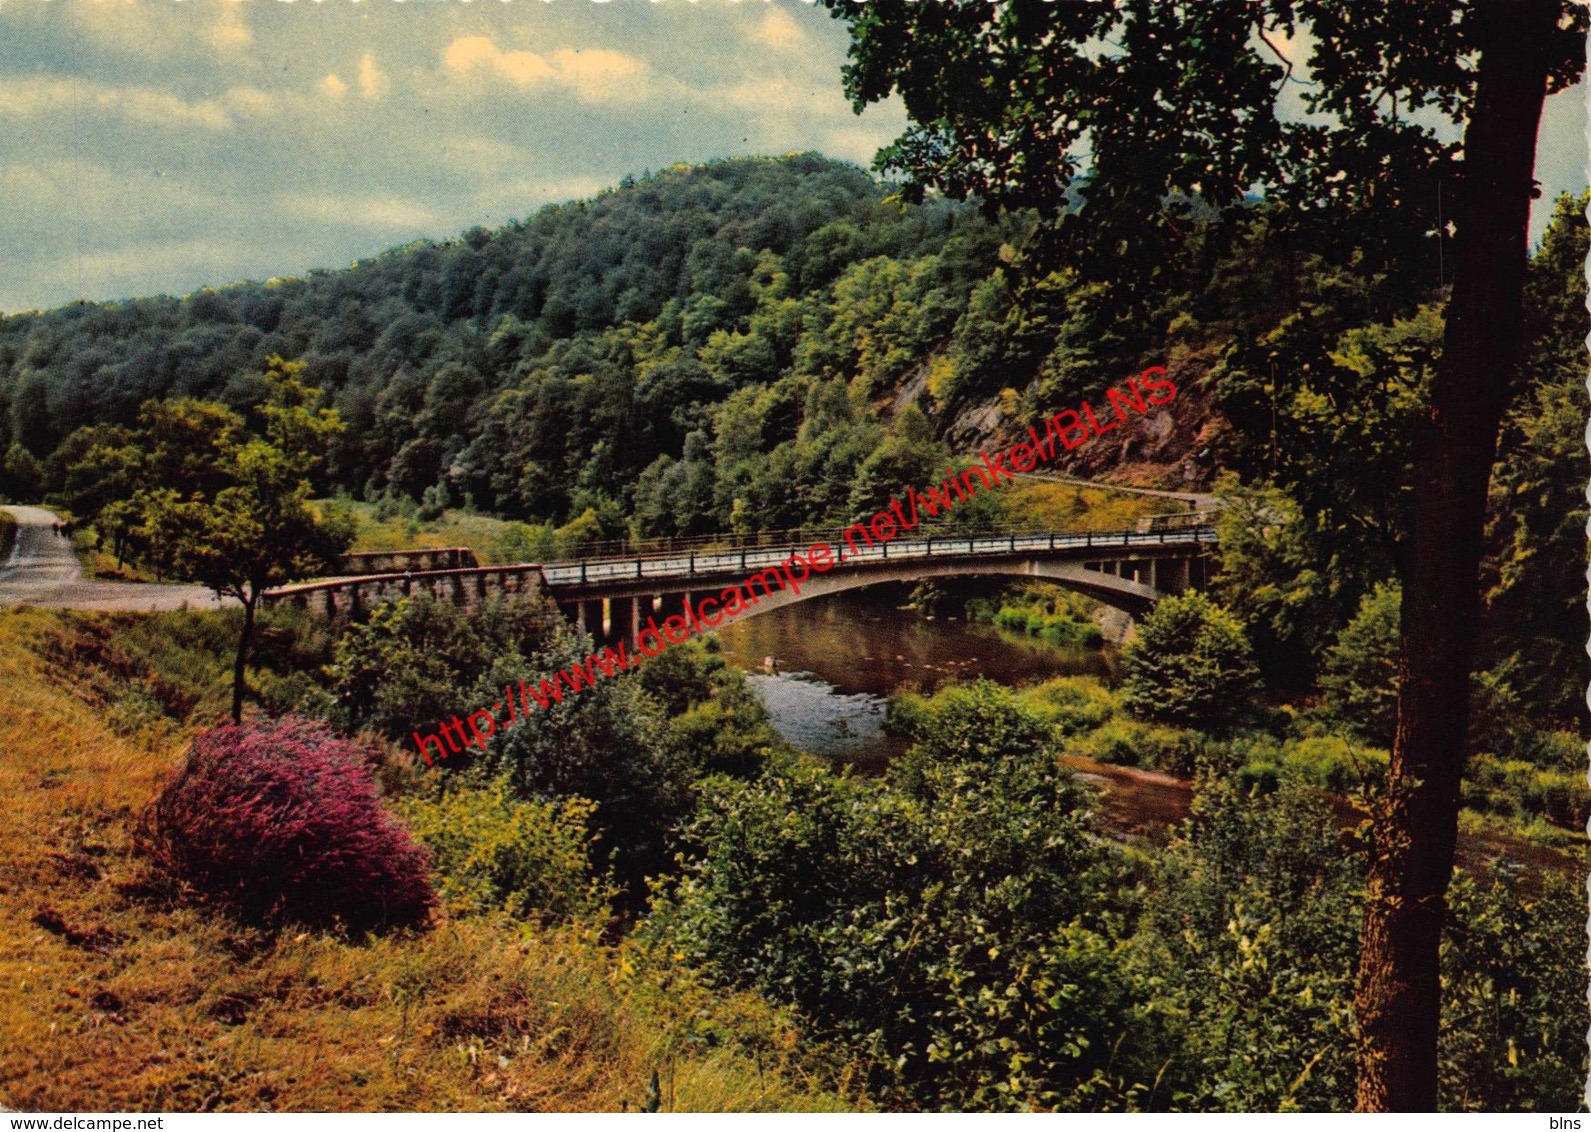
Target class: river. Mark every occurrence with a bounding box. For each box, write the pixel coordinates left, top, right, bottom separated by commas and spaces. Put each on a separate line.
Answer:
714, 581, 1119, 771
710, 582, 1581, 878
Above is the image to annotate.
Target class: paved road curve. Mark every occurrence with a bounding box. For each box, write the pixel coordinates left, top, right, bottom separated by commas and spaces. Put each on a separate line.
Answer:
0, 505, 231, 611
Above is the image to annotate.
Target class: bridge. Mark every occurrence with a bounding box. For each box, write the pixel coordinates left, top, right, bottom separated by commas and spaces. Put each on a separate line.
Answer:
263, 520, 1217, 647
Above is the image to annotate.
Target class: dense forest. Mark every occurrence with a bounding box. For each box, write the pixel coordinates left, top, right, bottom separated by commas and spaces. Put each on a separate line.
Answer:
1, 154, 1583, 727
1, 150, 1587, 1111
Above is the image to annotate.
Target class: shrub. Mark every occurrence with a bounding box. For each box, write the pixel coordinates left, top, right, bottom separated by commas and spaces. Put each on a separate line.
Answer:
983, 587, 1104, 648
887, 678, 1053, 789
324, 593, 552, 741
1461, 753, 1588, 829
1016, 675, 1118, 736
1069, 717, 1200, 775
399, 776, 610, 922
1319, 583, 1400, 744
1121, 592, 1262, 730
1133, 773, 1364, 1110
1440, 870, 1590, 1110
139, 715, 436, 932
650, 751, 1137, 1109
488, 629, 696, 893
1280, 735, 1388, 794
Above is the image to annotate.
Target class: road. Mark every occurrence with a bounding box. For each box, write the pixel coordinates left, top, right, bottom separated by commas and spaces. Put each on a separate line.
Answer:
0, 506, 231, 612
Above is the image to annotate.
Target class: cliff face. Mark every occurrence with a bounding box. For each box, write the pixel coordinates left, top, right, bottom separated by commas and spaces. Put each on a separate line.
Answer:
920, 357, 1232, 493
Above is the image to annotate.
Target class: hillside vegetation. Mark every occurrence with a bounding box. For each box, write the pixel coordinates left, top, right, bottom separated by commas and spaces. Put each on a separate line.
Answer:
1, 155, 1207, 536
6, 155, 1583, 728
0, 607, 851, 1113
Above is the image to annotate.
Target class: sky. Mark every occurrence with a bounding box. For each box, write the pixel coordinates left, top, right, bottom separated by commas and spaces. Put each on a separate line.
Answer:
0, 0, 1584, 316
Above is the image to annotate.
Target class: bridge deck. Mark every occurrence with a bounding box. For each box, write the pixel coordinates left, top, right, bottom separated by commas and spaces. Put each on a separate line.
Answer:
262, 526, 1217, 618
540, 527, 1218, 589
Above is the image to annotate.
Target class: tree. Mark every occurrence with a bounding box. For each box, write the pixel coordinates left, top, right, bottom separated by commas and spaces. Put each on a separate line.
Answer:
142, 358, 353, 722
818, 0, 1583, 1107
1121, 592, 1263, 731
1480, 192, 1590, 727
1321, 584, 1402, 745
1, 442, 43, 502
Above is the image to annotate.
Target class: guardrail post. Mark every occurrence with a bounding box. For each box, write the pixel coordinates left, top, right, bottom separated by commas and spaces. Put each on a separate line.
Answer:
927, 536, 934, 555
1009, 534, 1016, 553
580, 561, 587, 584
636, 559, 642, 579
689, 552, 695, 574
740, 548, 747, 570
1086, 531, 1092, 548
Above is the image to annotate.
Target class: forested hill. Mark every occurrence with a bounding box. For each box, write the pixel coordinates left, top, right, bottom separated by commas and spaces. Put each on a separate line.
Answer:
0, 153, 1580, 568
0, 155, 1003, 525
1, 152, 1234, 533
3, 151, 1586, 723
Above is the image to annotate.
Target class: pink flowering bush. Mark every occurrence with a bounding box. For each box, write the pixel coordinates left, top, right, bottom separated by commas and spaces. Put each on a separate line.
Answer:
140, 715, 436, 932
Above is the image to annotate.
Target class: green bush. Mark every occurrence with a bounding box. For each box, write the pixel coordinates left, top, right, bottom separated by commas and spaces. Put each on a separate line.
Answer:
1280, 735, 1388, 794
1014, 675, 1119, 736
650, 749, 1142, 1110
1121, 592, 1262, 731
1440, 870, 1589, 1110
1131, 772, 1364, 1110
399, 776, 611, 922
490, 520, 557, 565
323, 593, 552, 741
1068, 717, 1200, 775
886, 678, 1054, 789
982, 587, 1104, 648
487, 629, 697, 894
1320, 583, 1400, 744
1462, 753, 1588, 829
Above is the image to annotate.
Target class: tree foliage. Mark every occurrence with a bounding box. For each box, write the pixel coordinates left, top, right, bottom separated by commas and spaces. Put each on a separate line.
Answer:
1122, 592, 1263, 730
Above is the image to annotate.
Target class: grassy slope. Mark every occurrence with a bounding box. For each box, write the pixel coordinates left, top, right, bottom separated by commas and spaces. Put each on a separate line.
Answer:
325, 482, 1174, 565
324, 503, 521, 564
1003, 481, 1182, 531
0, 608, 851, 1113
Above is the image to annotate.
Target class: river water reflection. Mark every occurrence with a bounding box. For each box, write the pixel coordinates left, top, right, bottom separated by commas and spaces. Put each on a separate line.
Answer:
714, 582, 1119, 770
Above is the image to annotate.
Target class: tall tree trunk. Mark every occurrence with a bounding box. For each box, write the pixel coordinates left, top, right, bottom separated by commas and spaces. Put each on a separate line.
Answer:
1353, 0, 1558, 1111
231, 595, 256, 725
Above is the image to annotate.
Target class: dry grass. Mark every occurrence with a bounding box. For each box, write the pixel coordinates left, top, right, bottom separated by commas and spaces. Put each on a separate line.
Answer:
62, 527, 159, 583
320, 502, 521, 564
0, 608, 853, 1113
1004, 480, 1183, 532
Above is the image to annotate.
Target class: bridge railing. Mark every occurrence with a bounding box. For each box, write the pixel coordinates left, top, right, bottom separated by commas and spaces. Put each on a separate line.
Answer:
540, 526, 1218, 587
531, 517, 1218, 568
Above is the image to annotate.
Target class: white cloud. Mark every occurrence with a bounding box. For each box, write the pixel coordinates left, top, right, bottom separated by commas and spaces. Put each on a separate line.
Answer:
321, 73, 349, 99
0, 78, 232, 130
547, 47, 645, 100
444, 36, 555, 86
223, 86, 279, 121
441, 36, 655, 104
359, 53, 389, 101
211, 6, 252, 52
749, 8, 806, 49
283, 192, 443, 231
